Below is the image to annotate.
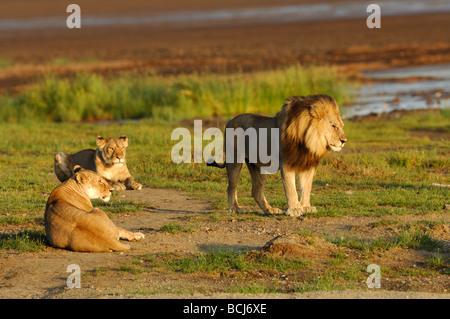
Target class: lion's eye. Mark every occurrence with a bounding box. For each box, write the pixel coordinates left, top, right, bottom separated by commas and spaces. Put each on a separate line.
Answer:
332, 125, 338, 130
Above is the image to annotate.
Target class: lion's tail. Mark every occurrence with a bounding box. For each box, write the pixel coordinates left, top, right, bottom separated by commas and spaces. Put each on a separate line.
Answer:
206, 159, 226, 169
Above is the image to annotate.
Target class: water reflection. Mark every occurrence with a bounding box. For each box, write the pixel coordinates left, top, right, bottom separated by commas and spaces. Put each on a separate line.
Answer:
344, 64, 450, 118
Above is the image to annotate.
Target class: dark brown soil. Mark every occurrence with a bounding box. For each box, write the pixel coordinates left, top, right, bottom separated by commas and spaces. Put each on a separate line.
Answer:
1, 1, 450, 92
0, 187, 448, 298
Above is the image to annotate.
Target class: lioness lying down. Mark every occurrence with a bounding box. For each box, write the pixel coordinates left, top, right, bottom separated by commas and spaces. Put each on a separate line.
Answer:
45, 166, 144, 252
54, 135, 142, 191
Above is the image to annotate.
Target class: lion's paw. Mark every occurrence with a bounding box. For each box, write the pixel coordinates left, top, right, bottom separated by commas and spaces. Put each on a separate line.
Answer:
303, 206, 317, 213
285, 208, 304, 217
266, 207, 283, 215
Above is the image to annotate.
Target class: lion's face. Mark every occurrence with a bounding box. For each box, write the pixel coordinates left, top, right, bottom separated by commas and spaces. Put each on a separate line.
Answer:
282, 95, 347, 171
75, 168, 113, 202
322, 113, 347, 152
302, 96, 347, 155
96, 135, 128, 166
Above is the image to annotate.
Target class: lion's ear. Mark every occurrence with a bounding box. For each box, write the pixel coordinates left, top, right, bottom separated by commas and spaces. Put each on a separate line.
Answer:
119, 135, 128, 147
73, 165, 83, 173
96, 136, 106, 147
308, 104, 326, 119
307, 105, 318, 119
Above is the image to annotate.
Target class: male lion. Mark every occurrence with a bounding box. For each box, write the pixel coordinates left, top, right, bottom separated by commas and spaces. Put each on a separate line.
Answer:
45, 166, 145, 252
208, 95, 347, 216
54, 135, 142, 191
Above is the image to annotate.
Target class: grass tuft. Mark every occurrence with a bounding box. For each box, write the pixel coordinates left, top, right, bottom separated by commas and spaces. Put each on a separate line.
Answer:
0, 229, 46, 252
0, 64, 354, 123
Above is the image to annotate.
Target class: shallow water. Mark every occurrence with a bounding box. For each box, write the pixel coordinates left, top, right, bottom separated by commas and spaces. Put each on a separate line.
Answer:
343, 64, 450, 118
1, 0, 450, 30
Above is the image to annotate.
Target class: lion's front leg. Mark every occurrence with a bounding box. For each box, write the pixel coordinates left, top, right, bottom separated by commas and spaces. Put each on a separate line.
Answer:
281, 165, 304, 216
298, 167, 317, 213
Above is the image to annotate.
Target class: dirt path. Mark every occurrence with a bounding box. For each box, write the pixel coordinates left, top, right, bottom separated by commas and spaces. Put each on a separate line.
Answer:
0, 187, 448, 299
0, 187, 212, 298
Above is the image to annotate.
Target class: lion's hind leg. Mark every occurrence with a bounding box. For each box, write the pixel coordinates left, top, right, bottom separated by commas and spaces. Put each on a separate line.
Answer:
226, 162, 244, 213
247, 162, 282, 215
54, 152, 74, 182
68, 208, 132, 252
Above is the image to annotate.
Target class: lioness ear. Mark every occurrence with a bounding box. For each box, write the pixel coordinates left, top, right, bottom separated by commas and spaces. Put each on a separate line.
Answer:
119, 135, 128, 147
75, 172, 86, 184
73, 165, 83, 173
96, 136, 106, 147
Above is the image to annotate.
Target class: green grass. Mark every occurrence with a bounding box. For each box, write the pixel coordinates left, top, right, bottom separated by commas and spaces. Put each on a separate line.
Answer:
115, 233, 447, 294
330, 226, 443, 253
0, 64, 448, 257
396, 227, 442, 250
169, 248, 252, 273
123, 248, 310, 275
0, 109, 448, 244
0, 58, 12, 68
0, 230, 46, 252
426, 254, 448, 270
0, 64, 353, 123
0, 65, 447, 298
160, 222, 196, 234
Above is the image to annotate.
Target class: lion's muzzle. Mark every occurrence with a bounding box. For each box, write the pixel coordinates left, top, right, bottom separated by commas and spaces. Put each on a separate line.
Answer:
329, 137, 347, 152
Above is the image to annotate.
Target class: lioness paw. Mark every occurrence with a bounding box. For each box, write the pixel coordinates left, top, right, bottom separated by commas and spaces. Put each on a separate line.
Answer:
132, 232, 145, 241
131, 182, 142, 190
112, 182, 127, 191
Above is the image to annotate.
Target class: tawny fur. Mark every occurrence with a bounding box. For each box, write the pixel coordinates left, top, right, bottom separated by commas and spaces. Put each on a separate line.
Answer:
54, 135, 142, 191
208, 94, 347, 217
45, 167, 144, 252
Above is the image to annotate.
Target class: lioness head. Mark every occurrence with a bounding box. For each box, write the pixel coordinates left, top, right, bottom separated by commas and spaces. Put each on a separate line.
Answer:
96, 135, 129, 166
73, 166, 113, 202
